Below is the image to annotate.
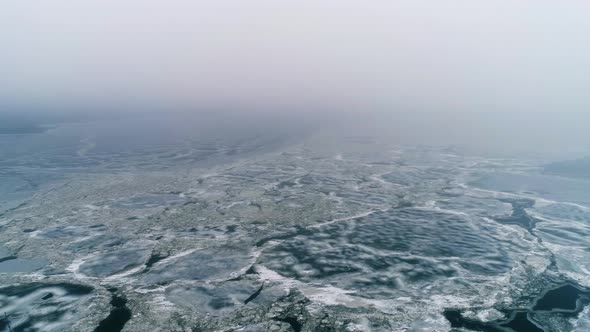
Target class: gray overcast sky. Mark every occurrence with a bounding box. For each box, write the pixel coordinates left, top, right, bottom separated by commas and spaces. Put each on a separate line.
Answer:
1, 1, 590, 114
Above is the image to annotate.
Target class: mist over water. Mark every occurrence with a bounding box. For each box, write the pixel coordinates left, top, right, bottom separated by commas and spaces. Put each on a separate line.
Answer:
3, 109, 588, 161
3, 1, 590, 158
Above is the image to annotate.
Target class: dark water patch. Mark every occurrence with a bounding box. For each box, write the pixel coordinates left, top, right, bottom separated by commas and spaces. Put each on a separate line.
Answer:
533, 284, 588, 312
94, 289, 132, 332
244, 284, 264, 305
0, 255, 17, 263
444, 310, 544, 332
444, 282, 590, 331
495, 198, 538, 233
500, 312, 544, 332
274, 316, 302, 332
41, 293, 53, 300
494, 213, 538, 233
145, 252, 168, 270
0, 313, 13, 332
